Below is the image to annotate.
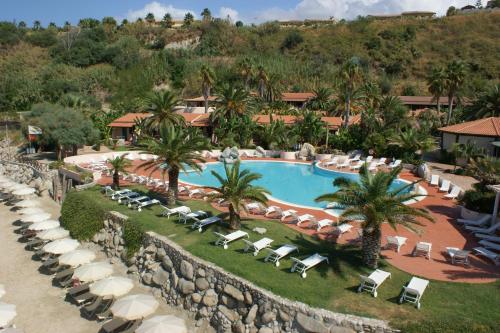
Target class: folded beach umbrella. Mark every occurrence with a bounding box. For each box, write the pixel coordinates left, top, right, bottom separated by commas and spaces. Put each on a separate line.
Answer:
18, 207, 46, 215
42, 238, 79, 255
59, 249, 96, 267
136, 315, 187, 333
0, 302, 17, 327
0, 284, 5, 298
15, 199, 41, 208
37, 227, 70, 241
90, 276, 134, 298
111, 294, 159, 321
21, 212, 51, 223
73, 262, 113, 282
28, 220, 60, 231
13, 188, 36, 197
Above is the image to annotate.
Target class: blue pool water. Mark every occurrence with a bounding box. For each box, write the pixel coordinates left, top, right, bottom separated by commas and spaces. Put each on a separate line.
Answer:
179, 161, 411, 211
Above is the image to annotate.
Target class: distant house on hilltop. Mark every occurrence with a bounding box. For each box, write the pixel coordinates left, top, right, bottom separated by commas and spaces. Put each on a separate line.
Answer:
369, 11, 436, 20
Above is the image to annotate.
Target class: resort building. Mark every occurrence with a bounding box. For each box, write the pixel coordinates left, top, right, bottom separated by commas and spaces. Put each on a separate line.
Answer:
368, 11, 436, 19
438, 117, 500, 157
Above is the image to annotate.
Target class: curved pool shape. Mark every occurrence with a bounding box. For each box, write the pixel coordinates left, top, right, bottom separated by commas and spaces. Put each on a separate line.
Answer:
179, 161, 413, 214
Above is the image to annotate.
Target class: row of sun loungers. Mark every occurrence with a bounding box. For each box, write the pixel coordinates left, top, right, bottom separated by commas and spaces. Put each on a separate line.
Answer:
322, 155, 401, 172
428, 175, 462, 199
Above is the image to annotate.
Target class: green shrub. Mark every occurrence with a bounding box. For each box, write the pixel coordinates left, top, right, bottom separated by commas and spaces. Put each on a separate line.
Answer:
122, 220, 144, 258
49, 160, 65, 169
60, 190, 105, 240
459, 184, 497, 214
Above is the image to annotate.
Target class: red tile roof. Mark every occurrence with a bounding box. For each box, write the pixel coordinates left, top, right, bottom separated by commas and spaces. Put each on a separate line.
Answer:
321, 114, 361, 128
253, 115, 297, 125
281, 92, 315, 102
180, 113, 210, 127
108, 113, 151, 128
184, 96, 217, 102
438, 117, 500, 137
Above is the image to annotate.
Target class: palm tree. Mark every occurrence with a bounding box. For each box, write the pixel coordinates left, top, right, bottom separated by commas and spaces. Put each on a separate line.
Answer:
145, 13, 155, 24
237, 58, 253, 90
339, 57, 363, 128
201, 8, 212, 22
33, 20, 41, 31
306, 87, 333, 111
162, 13, 173, 28
200, 65, 215, 114
316, 165, 433, 268
444, 60, 466, 124
207, 160, 270, 230
264, 73, 283, 103
211, 84, 252, 126
108, 155, 132, 189
466, 84, 500, 120
257, 66, 268, 99
427, 66, 446, 113
388, 128, 436, 161
140, 126, 210, 205
257, 116, 287, 149
296, 110, 324, 145
141, 90, 183, 133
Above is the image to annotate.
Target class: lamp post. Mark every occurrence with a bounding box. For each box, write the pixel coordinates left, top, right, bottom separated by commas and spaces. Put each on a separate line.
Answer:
486, 184, 500, 226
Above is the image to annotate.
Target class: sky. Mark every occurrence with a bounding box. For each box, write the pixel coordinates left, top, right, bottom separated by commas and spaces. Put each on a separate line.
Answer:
0, 0, 476, 26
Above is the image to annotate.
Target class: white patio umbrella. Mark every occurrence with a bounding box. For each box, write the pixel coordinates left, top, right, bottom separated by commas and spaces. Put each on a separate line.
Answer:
21, 212, 51, 223
6, 184, 29, 192
0, 302, 16, 327
28, 220, 60, 231
18, 207, 46, 215
42, 238, 79, 255
111, 294, 159, 321
90, 276, 134, 298
15, 199, 41, 208
13, 188, 36, 196
0, 284, 5, 298
37, 227, 70, 241
73, 262, 113, 282
59, 249, 96, 267
136, 315, 187, 333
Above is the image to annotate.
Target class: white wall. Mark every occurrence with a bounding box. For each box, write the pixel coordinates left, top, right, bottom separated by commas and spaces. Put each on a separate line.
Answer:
442, 133, 496, 155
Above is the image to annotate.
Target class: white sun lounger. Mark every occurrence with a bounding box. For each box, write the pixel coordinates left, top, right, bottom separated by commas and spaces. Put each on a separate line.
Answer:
291, 253, 329, 278
192, 216, 221, 232
375, 157, 387, 166
243, 237, 274, 256
457, 214, 491, 227
188, 188, 206, 198
161, 205, 191, 218
350, 161, 363, 170
350, 154, 361, 162
385, 236, 407, 252
399, 277, 429, 309
465, 222, 500, 234
475, 234, 500, 243
280, 209, 298, 222
358, 269, 391, 297
413, 242, 432, 259
323, 157, 339, 167
438, 179, 450, 192
264, 244, 298, 266
479, 240, 500, 251
446, 247, 470, 266
127, 196, 149, 207
337, 159, 351, 168
365, 156, 373, 163
367, 162, 378, 172
312, 219, 334, 232
134, 199, 160, 212
388, 159, 401, 169
473, 247, 500, 265
214, 230, 249, 249
110, 189, 131, 200
179, 211, 208, 224
117, 192, 140, 204
296, 214, 316, 226
335, 223, 353, 238
245, 202, 265, 214
429, 174, 439, 186
444, 186, 461, 199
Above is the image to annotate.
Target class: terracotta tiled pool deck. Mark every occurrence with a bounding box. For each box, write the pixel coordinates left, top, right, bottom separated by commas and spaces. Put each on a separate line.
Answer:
95, 158, 500, 284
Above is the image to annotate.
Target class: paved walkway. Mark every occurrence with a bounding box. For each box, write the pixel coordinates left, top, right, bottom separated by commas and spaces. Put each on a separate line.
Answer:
94, 158, 500, 284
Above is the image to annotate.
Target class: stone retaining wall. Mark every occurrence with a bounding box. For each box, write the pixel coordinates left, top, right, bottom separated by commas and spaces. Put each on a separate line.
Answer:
93, 211, 398, 333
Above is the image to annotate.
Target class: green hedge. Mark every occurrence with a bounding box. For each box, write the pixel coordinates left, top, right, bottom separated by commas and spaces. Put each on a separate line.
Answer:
459, 184, 497, 214
122, 219, 144, 258
60, 190, 105, 240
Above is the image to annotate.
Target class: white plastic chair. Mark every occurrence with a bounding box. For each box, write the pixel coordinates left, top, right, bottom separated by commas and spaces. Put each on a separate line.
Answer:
429, 174, 439, 186
413, 242, 432, 259
385, 236, 407, 252
444, 186, 461, 199
438, 179, 450, 192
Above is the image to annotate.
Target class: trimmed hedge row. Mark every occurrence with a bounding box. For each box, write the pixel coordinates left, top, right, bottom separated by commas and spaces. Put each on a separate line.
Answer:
61, 190, 105, 240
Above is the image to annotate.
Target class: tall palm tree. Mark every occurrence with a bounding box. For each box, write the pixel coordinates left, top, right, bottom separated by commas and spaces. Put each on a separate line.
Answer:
200, 65, 215, 114
237, 58, 253, 90
265, 73, 283, 103
444, 60, 466, 124
257, 66, 269, 99
141, 90, 183, 133
388, 128, 436, 161
139, 126, 210, 205
427, 66, 446, 113
316, 165, 433, 268
211, 84, 252, 126
306, 87, 333, 111
339, 57, 363, 128
466, 84, 500, 120
107, 155, 132, 189
207, 160, 270, 230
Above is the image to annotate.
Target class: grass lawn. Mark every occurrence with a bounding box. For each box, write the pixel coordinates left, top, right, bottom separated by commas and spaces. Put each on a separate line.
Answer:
76, 186, 500, 331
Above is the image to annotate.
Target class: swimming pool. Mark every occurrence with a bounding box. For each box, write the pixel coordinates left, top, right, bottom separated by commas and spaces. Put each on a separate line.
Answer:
179, 161, 413, 213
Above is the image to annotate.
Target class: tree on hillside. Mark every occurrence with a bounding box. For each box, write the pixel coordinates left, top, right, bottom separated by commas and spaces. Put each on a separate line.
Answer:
107, 154, 131, 189
183, 13, 194, 27
446, 6, 457, 16
63, 21, 71, 30
140, 126, 209, 205
48, 22, 57, 29
207, 160, 270, 230
141, 90, 184, 133
257, 66, 268, 99
306, 87, 333, 111
200, 65, 215, 114
145, 13, 155, 24
445, 60, 466, 124
339, 57, 363, 128
102, 17, 117, 26
212, 84, 252, 126
264, 73, 283, 103
162, 13, 173, 28
316, 165, 433, 268
33, 20, 41, 31
201, 8, 212, 22
18, 21, 26, 29
237, 58, 253, 90
78, 18, 100, 29
427, 66, 447, 113
465, 84, 499, 119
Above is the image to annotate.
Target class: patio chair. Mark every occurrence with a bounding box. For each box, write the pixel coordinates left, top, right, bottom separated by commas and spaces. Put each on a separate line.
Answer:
243, 237, 273, 256
264, 244, 298, 267
350, 161, 363, 170
290, 253, 329, 278
280, 209, 299, 222
134, 199, 160, 212
67, 283, 90, 297
479, 240, 500, 252
115, 192, 139, 203
192, 216, 221, 232
337, 159, 351, 169
214, 230, 249, 249
323, 156, 339, 167
358, 269, 391, 297
399, 277, 429, 309
312, 219, 334, 232
178, 185, 192, 194
188, 188, 206, 198
388, 159, 402, 169
438, 179, 451, 193
335, 223, 353, 238
264, 206, 284, 218
375, 157, 387, 166
429, 174, 439, 186
465, 222, 500, 234
25, 238, 45, 251
385, 236, 407, 252
473, 247, 500, 265
445, 247, 470, 266
73, 291, 95, 305
161, 205, 191, 218
41, 257, 59, 271
444, 185, 461, 199
350, 153, 361, 162
245, 202, 265, 214
413, 242, 432, 259
95, 299, 115, 321
457, 214, 491, 227
296, 214, 316, 227
178, 211, 208, 224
